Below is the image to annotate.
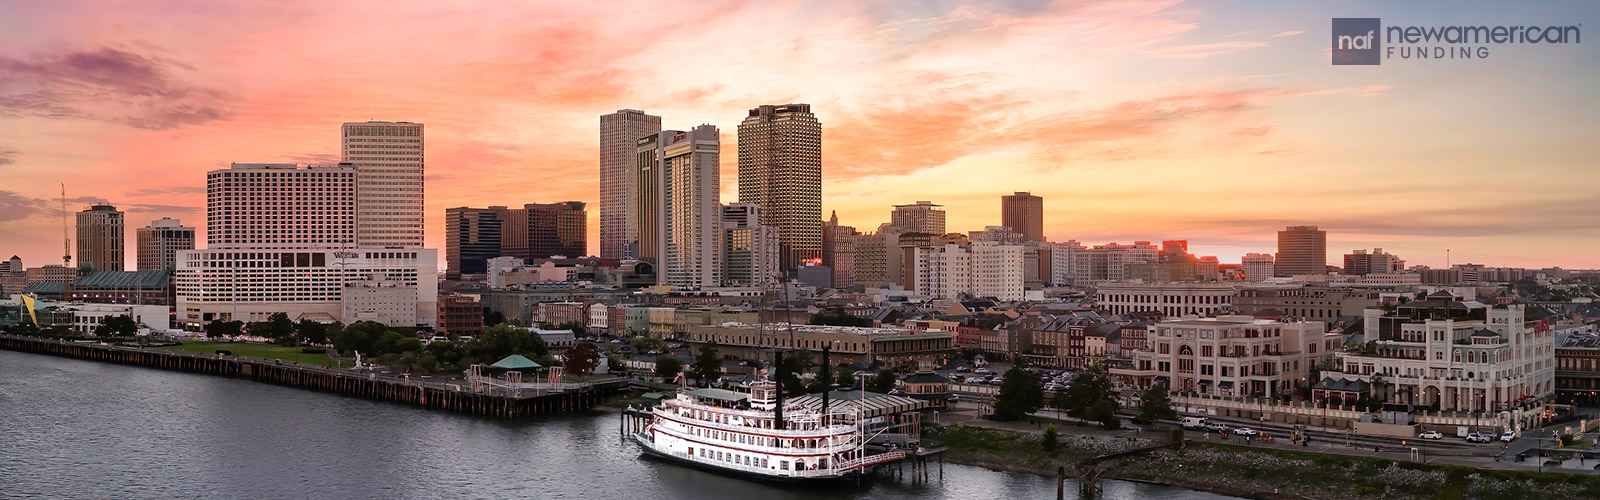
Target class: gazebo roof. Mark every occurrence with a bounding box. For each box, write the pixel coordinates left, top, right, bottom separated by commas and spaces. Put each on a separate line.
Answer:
489, 354, 543, 371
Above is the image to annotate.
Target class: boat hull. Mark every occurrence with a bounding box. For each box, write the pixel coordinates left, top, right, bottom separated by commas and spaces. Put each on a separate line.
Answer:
631, 432, 867, 485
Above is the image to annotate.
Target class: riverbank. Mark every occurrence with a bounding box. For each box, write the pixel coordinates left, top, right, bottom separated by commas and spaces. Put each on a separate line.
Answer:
928, 424, 1600, 500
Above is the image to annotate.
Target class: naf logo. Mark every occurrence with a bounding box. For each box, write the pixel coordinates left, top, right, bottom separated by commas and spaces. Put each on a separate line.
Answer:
1332, 18, 1382, 65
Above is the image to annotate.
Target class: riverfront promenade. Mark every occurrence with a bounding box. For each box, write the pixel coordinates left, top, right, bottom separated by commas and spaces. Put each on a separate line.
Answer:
0, 335, 630, 418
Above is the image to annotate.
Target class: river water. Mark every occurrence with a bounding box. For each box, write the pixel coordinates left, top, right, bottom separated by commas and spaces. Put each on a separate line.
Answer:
0, 350, 1234, 499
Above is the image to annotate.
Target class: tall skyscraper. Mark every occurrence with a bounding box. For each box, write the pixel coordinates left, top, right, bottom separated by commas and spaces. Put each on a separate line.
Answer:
737, 103, 822, 273
206, 163, 357, 248
1001, 191, 1045, 242
76, 204, 125, 272
1276, 225, 1327, 276
640, 125, 723, 287
891, 201, 946, 235
342, 121, 424, 249
444, 207, 505, 279
136, 217, 194, 271
600, 109, 663, 260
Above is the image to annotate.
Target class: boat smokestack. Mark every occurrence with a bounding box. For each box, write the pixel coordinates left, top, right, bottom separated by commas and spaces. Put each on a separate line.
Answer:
774, 349, 784, 430
820, 345, 830, 425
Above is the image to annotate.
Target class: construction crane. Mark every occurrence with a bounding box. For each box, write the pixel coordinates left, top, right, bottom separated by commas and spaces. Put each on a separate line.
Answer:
61, 183, 72, 299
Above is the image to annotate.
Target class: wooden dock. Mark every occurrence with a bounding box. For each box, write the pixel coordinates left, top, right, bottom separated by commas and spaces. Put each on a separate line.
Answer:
0, 335, 630, 418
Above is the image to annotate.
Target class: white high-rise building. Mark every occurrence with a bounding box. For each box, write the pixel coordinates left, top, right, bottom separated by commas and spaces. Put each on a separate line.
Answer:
1051, 240, 1086, 286
971, 241, 1024, 301
911, 242, 1024, 301
600, 109, 663, 260
653, 125, 723, 288
342, 121, 424, 249
182, 160, 436, 330
206, 164, 357, 249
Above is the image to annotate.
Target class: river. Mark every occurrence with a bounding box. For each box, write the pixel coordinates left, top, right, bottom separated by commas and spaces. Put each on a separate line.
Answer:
0, 350, 1235, 499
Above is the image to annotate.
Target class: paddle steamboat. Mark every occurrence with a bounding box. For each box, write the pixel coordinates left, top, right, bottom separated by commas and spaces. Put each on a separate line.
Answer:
627, 352, 929, 483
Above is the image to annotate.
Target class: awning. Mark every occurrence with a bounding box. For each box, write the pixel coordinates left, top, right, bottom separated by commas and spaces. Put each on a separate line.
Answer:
1154, 376, 1169, 382
1219, 381, 1234, 388
1198, 380, 1212, 385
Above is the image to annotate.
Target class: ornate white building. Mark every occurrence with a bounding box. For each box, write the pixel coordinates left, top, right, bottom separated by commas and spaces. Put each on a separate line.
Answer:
1327, 292, 1555, 412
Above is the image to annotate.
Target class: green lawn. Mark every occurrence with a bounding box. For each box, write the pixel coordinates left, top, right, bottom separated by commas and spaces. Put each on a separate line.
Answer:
155, 341, 349, 367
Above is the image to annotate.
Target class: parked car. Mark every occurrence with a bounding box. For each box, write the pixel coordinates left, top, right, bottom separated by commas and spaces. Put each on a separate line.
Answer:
1465, 433, 1492, 443
1232, 427, 1259, 436
1500, 431, 1515, 442
1181, 417, 1209, 430
1203, 422, 1228, 432
1418, 431, 1444, 440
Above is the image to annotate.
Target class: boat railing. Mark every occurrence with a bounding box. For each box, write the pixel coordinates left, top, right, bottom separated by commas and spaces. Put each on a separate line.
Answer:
838, 450, 907, 472
653, 424, 860, 455
660, 450, 845, 478
654, 408, 855, 437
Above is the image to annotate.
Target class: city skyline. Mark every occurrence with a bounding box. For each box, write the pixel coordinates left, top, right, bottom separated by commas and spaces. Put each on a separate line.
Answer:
2, 1, 1598, 270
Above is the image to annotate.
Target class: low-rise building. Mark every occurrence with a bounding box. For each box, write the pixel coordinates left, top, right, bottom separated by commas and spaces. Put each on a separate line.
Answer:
536, 301, 588, 327
684, 322, 954, 368
341, 273, 420, 327
1231, 285, 1380, 322
1094, 282, 1235, 318
437, 294, 485, 337
1110, 316, 1334, 398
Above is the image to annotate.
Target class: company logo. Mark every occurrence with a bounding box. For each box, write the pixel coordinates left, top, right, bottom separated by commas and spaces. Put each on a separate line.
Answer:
1332, 18, 1382, 65
1332, 17, 1581, 65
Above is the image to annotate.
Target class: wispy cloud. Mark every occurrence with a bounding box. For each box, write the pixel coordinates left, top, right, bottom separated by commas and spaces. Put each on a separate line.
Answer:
0, 47, 231, 129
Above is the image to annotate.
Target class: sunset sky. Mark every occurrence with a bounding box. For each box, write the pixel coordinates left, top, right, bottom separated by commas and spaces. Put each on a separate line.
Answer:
2, 0, 1597, 271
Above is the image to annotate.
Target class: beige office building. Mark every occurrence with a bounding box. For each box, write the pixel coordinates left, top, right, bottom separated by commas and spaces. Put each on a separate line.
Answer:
342, 121, 424, 249
737, 103, 822, 272
136, 217, 194, 271
600, 109, 663, 259
891, 201, 945, 235
76, 204, 125, 272
1276, 225, 1327, 277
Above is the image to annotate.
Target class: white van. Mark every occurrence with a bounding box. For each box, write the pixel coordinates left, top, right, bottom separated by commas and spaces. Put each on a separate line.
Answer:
1180, 417, 1208, 430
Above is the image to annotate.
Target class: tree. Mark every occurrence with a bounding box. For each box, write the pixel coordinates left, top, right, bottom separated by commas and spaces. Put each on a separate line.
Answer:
204, 319, 242, 339
607, 355, 627, 374
1062, 366, 1116, 416
1137, 383, 1178, 423
871, 368, 897, 393
296, 319, 328, 344
835, 366, 856, 388
655, 357, 683, 380
95, 315, 138, 337
393, 336, 424, 354
992, 367, 1043, 421
1041, 424, 1060, 452
334, 321, 389, 355
565, 342, 602, 375
689, 344, 723, 386
483, 307, 506, 328
1089, 400, 1122, 429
